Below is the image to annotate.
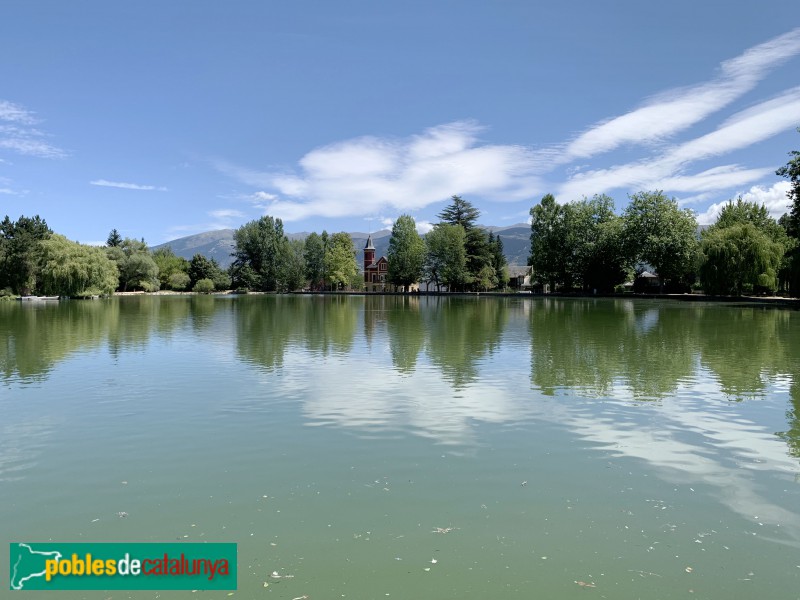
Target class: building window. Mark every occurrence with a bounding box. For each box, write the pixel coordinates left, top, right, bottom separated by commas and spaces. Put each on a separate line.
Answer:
380, 274, 385, 282
380, 262, 386, 271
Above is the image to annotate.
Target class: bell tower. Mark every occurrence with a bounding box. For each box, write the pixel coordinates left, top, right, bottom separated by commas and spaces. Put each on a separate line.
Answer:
364, 234, 375, 283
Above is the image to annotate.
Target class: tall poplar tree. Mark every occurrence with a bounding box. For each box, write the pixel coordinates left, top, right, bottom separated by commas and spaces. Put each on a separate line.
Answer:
387, 215, 425, 289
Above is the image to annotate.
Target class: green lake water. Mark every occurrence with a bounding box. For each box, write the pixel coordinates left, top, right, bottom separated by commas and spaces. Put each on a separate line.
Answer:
2, 295, 800, 599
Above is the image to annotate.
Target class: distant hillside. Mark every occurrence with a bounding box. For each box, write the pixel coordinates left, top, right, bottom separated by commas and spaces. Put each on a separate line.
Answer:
153, 224, 530, 269
152, 229, 236, 267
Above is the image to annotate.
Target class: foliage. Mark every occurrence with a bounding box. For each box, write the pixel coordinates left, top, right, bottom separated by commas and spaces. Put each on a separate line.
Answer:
105, 237, 160, 291
106, 228, 122, 247
529, 194, 568, 289
193, 278, 215, 294
438, 195, 491, 289
188, 253, 229, 290
776, 127, 800, 238
230, 216, 289, 291
282, 239, 307, 291
387, 215, 425, 289
424, 224, 468, 291
0, 214, 53, 295
488, 232, 508, 289
38, 235, 119, 297
168, 271, 191, 291
566, 195, 629, 292
699, 198, 787, 295
153, 247, 190, 290
622, 191, 699, 291
324, 232, 359, 289
303, 231, 327, 290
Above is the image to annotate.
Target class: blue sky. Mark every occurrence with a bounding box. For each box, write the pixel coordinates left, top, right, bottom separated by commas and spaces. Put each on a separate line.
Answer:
1, 1, 799, 244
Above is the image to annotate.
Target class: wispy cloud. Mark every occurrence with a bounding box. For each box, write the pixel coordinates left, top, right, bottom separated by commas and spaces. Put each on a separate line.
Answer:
209, 209, 245, 219
0, 100, 65, 159
215, 28, 800, 222
0, 100, 37, 125
557, 87, 800, 200
562, 27, 800, 160
90, 179, 168, 191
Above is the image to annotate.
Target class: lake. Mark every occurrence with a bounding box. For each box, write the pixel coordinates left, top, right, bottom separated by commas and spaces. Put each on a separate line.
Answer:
2, 295, 800, 599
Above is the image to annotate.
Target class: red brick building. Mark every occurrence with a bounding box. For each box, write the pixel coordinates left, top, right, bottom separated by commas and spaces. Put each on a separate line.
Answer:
363, 234, 388, 291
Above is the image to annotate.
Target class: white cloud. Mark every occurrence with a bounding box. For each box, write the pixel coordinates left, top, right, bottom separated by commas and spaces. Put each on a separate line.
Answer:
0, 100, 37, 125
90, 179, 168, 191
0, 187, 16, 195
209, 209, 245, 219
0, 100, 65, 159
214, 29, 800, 222
557, 88, 800, 201
416, 220, 434, 234
563, 27, 800, 160
695, 181, 792, 225
251, 191, 278, 202
217, 121, 544, 221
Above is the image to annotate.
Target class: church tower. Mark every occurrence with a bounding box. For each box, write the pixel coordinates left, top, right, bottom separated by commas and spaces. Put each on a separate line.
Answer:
363, 234, 375, 283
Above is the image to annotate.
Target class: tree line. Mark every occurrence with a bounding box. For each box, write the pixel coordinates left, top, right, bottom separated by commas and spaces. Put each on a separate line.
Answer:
2, 130, 797, 298
528, 129, 800, 296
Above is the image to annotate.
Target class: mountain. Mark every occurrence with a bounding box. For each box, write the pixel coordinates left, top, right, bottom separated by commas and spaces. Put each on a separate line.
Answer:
152, 229, 236, 267
152, 224, 531, 269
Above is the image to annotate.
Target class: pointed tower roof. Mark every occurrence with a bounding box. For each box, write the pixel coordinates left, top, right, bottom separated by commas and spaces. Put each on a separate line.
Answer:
364, 234, 375, 250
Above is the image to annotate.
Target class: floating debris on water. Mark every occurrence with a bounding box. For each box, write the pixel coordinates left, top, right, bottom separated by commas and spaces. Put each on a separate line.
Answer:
432, 526, 457, 534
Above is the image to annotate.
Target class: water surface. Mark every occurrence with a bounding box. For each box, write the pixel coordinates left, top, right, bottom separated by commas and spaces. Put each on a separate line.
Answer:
2, 296, 799, 599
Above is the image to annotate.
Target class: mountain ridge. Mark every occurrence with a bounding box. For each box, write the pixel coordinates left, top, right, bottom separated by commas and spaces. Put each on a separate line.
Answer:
152, 223, 531, 268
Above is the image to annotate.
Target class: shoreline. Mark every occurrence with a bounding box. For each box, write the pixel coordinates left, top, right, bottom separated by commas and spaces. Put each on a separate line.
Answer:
107, 289, 800, 308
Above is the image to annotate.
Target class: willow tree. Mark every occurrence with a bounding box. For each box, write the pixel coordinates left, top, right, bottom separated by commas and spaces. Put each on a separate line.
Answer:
39, 235, 119, 297
699, 200, 787, 296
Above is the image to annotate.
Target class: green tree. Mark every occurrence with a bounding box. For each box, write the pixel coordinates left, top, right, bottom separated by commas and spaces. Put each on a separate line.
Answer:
777, 130, 800, 295
438, 195, 490, 289
324, 232, 359, 290
387, 215, 425, 289
424, 224, 468, 291
193, 278, 215, 294
564, 195, 629, 292
230, 216, 289, 291
529, 194, 568, 290
168, 271, 191, 291
303, 232, 327, 290
117, 238, 159, 292
38, 234, 119, 297
282, 239, 307, 291
622, 191, 699, 292
106, 228, 122, 247
699, 198, 787, 295
188, 254, 229, 290
152, 247, 190, 290
777, 127, 800, 237
0, 214, 52, 295
489, 232, 508, 290
106, 237, 159, 291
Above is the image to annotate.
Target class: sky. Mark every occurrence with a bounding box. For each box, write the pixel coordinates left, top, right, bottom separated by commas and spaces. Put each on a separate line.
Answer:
1, 1, 799, 245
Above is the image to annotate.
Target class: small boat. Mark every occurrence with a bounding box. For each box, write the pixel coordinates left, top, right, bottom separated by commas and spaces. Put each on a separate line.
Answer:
17, 296, 60, 302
